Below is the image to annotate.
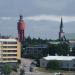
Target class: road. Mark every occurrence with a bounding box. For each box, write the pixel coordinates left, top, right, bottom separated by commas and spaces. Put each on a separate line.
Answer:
18, 58, 53, 75
25, 72, 53, 75
11, 58, 75, 75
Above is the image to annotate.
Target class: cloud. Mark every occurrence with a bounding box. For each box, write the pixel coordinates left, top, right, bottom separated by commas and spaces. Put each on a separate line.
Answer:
1, 15, 75, 23
25, 15, 75, 23
1, 17, 12, 20
0, 17, 18, 21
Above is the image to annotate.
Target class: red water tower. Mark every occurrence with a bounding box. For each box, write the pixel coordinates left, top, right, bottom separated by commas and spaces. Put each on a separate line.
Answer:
17, 15, 25, 45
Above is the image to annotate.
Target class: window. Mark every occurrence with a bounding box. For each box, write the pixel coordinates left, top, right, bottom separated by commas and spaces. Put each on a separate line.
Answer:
3, 54, 17, 56
2, 46, 7, 48
7, 46, 17, 48
2, 46, 17, 48
34, 50, 37, 53
3, 50, 17, 52
7, 42, 17, 44
26, 50, 29, 53
3, 58, 17, 60
38, 48, 41, 50
8, 58, 16, 60
3, 42, 7, 44
3, 42, 17, 44
73, 64, 75, 67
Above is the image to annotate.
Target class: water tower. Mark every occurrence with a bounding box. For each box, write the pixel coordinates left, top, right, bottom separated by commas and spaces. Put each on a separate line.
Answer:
17, 15, 25, 45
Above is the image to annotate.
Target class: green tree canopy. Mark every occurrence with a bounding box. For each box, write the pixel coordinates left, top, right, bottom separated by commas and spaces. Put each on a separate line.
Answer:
20, 69, 25, 75
47, 60, 60, 70
2, 64, 12, 75
47, 42, 70, 56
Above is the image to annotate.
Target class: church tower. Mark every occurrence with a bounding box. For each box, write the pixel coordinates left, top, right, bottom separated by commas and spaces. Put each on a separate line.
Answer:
17, 15, 25, 45
59, 18, 65, 41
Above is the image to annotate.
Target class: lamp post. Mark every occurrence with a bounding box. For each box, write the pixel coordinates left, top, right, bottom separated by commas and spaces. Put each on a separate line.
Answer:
69, 47, 72, 75
70, 47, 72, 56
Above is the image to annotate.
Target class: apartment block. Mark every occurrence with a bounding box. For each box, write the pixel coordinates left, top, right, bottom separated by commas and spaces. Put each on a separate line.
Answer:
0, 38, 21, 64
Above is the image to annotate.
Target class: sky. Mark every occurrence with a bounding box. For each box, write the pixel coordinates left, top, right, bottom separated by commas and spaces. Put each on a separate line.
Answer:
0, 0, 75, 39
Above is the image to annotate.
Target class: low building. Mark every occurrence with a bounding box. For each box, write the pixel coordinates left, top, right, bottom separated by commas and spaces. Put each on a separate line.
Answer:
23, 44, 47, 58
0, 38, 21, 65
49, 41, 60, 44
40, 55, 75, 69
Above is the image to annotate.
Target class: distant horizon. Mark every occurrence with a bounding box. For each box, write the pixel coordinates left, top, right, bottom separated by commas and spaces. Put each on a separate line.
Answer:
0, 32, 75, 40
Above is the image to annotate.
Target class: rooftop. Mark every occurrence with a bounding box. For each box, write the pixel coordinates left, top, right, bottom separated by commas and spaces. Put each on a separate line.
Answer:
43, 55, 75, 61
49, 41, 60, 44
26, 44, 48, 48
0, 38, 17, 42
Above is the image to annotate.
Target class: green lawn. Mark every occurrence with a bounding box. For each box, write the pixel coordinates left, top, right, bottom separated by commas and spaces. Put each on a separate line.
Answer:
37, 67, 75, 73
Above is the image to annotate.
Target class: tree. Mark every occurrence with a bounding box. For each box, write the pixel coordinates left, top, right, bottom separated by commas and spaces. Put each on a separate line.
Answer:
2, 64, 12, 75
20, 69, 25, 75
56, 43, 69, 55
34, 59, 40, 67
21, 44, 24, 57
47, 42, 70, 56
47, 44, 58, 55
12, 64, 19, 72
47, 60, 60, 70
25, 36, 48, 46
18, 59, 21, 64
26, 36, 32, 44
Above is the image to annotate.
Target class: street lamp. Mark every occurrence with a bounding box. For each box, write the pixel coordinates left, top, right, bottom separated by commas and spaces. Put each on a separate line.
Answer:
70, 47, 72, 56
68, 47, 72, 74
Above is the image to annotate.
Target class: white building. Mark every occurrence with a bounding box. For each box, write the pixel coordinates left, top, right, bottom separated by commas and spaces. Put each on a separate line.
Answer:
40, 55, 75, 69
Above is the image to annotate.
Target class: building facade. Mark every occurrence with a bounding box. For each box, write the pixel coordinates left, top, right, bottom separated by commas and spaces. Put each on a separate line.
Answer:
23, 44, 47, 58
0, 38, 21, 64
40, 55, 75, 69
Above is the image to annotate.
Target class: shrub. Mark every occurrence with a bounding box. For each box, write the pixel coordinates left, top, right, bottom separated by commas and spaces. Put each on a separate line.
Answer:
47, 60, 60, 70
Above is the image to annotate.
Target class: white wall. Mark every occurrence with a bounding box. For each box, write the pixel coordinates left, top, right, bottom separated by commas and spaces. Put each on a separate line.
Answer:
40, 58, 75, 69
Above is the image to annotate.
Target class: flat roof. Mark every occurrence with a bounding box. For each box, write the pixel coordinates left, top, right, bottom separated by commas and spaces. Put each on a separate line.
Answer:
43, 55, 75, 61
49, 41, 60, 44
0, 38, 17, 42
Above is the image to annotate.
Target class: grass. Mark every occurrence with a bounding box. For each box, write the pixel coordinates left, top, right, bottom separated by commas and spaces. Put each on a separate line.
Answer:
37, 67, 75, 73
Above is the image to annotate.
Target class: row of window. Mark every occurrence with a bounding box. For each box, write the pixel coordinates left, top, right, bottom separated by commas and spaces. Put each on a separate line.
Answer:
26, 48, 46, 50
1, 46, 17, 48
2, 58, 17, 60
26, 50, 38, 53
2, 50, 17, 52
2, 42, 17, 44
2, 54, 17, 56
